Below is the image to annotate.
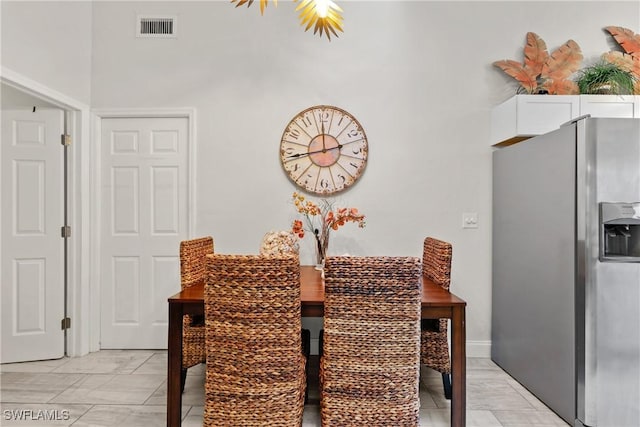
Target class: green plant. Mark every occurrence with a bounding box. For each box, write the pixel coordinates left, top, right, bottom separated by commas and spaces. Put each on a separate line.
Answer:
576, 61, 636, 95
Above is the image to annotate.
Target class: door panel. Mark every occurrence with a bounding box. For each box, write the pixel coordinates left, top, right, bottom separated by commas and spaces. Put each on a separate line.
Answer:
1, 108, 65, 363
100, 117, 187, 349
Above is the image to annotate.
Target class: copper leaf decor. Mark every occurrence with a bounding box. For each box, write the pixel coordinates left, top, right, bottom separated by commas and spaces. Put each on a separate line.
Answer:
542, 79, 581, 96
492, 59, 538, 94
605, 26, 640, 56
602, 51, 640, 77
603, 26, 640, 94
523, 32, 549, 76
541, 40, 583, 80
494, 32, 583, 95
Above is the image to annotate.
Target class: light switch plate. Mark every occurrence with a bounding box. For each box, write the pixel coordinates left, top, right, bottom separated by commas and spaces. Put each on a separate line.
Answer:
462, 212, 478, 229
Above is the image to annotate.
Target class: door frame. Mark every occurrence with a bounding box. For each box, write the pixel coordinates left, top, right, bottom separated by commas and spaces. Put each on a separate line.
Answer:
90, 108, 197, 351
1, 66, 91, 358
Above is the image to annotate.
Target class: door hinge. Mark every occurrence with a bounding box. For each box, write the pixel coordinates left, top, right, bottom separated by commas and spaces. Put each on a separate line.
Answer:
61, 134, 71, 146
61, 317, 71, 330
61, 226, 71, 238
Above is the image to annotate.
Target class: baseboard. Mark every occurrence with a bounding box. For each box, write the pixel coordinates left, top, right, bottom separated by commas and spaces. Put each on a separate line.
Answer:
310, 338, 493, 358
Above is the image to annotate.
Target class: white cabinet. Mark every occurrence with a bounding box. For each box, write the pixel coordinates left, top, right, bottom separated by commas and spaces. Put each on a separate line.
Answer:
579, 95, 640, 118
491, 95, 640, 146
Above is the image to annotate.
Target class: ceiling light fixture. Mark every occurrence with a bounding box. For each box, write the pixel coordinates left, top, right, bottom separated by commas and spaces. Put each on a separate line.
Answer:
230, 0, 344, 41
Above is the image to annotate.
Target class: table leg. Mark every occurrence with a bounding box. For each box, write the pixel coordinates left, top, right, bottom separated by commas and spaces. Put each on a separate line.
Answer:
451, 305, 466, 427
167, 303, 183, 427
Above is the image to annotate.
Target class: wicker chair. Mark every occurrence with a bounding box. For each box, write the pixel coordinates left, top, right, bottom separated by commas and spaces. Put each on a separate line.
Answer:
420, 237, 453, 399
203, 254, 306, 426
321, 256, 422, 426
179, 236, 213, 392
259, 231, 310, 402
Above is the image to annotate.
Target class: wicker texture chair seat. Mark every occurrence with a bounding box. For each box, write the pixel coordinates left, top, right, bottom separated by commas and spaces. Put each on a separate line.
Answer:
420, 237, 453, 399
321, 256, 422, 426
179, 236, 213, 390
204, 254, 306, 426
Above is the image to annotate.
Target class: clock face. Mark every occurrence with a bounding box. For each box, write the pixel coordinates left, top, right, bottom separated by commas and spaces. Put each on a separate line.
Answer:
280, 105, 368, 195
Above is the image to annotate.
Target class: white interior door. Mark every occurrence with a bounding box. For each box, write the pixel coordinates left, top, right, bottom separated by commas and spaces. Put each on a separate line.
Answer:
1, 108, 65, 363
100, 117, 187, 349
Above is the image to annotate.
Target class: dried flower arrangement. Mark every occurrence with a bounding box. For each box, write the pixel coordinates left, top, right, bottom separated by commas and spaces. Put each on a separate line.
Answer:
290, 192, 365, 266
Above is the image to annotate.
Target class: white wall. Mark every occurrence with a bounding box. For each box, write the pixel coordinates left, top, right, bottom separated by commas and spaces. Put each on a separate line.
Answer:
3, 1, 639, 355
0, 83, 58, 108
88, 1, 639, 353
1, 1, 93, 105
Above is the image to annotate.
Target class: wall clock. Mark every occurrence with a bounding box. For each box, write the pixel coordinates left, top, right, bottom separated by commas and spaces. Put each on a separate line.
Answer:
280, 105, 368, 195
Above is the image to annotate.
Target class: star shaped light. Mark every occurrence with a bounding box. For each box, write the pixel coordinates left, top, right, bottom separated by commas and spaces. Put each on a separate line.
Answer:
230, 0, 344, 41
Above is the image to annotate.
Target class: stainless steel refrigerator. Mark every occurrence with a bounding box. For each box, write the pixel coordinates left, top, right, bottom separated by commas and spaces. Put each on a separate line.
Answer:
492, 117, 640, 426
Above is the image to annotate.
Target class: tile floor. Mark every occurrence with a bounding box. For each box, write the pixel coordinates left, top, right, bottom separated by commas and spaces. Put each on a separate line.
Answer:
0, 350, 569, 426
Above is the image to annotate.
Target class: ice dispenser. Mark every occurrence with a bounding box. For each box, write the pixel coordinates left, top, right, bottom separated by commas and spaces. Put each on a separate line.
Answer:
600, 202, 640, 262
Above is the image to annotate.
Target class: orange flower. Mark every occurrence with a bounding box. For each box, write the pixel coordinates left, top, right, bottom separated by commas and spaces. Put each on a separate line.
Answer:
291, 219, 305, 238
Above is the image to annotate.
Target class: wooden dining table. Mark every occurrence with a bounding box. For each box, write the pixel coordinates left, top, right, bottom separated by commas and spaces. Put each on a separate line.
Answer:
167, 265, 466, 427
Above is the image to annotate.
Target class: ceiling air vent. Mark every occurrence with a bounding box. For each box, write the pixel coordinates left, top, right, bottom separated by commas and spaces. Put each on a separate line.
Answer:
136, 15, 177, 38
